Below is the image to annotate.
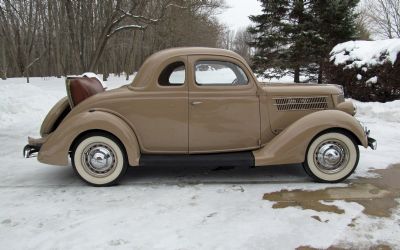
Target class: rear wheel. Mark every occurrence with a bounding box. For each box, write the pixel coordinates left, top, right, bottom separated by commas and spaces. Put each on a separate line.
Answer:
303, 131, 359, 183
71, 133, 127, 186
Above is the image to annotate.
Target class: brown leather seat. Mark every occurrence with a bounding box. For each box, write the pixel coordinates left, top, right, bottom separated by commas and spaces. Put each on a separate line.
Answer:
67, 77, 104, 107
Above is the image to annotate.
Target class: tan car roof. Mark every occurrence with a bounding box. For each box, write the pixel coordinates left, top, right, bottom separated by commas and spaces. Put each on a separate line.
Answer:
131, 47, 248, 88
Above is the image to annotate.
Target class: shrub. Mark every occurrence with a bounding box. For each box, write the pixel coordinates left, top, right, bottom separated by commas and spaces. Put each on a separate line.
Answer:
326, 39, 400, 102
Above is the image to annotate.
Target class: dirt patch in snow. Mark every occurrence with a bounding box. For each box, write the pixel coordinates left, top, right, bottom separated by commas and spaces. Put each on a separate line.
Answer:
263, 164, 400, 218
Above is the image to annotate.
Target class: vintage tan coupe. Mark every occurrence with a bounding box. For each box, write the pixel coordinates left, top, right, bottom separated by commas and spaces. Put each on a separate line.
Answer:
24, 47, 377, 186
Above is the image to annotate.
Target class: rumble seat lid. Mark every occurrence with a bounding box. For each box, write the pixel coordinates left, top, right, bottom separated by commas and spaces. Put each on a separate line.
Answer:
66, 77, 105, 108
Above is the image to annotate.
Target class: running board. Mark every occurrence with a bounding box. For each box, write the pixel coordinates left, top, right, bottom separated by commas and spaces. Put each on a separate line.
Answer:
139, 151, 255, 168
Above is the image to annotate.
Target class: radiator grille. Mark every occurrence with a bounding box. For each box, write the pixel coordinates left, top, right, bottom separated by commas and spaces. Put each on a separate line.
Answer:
274, 96, 328, 111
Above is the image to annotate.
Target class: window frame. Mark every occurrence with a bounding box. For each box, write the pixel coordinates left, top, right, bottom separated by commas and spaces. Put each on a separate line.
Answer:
157, 61, 187, 87
194, 60, 249, 87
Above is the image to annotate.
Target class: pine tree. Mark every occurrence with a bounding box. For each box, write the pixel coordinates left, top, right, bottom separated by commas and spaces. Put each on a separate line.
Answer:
248, 0, 359, 83
311, 0, 359, 83
248, 0, 317, 82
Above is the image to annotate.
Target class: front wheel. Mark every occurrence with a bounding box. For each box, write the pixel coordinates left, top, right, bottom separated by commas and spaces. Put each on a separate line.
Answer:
303, 131, 359, 183
71, 132, 128, 186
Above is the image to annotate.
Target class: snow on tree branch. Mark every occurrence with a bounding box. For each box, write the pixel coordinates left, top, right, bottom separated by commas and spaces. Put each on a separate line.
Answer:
107, 24, 145, 37
119, 2, 186, 24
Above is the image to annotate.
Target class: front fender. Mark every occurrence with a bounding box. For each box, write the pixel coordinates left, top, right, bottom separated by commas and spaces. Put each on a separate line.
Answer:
253, 110, 368, 166
38, 110, 140, 166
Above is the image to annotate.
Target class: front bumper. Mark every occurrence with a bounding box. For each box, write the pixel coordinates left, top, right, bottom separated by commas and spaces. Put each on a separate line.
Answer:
363, 126, 377, 150
368, 137, 377, 150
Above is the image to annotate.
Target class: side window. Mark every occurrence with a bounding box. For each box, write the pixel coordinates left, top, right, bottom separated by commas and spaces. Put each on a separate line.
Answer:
195, 60, 249, 86
158, 61, 186, 86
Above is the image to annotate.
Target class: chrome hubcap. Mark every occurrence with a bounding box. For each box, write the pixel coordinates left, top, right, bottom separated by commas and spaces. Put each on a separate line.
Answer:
314, 140, 349, 174
82, 143, 117, 177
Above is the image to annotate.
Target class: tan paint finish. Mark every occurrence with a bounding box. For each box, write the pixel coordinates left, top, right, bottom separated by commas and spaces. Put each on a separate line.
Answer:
40, 96, 69, 137
253, 110, 368, 166
187, 55, 261, 153
34, 47, 369, 168
69, 67, 189, 154
261, 84, 338, 133
38, 110, 140, 166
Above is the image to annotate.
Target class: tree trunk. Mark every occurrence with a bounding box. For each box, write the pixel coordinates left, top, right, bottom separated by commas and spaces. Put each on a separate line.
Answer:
63, 0, 83, 71
318, 63, 323, 84
1, 38, 6, 80
102, 54, 109, 81
294, 66, 300, 83
26, 70, 30, 83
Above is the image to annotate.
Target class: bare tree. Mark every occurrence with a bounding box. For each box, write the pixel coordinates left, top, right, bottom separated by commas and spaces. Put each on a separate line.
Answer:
0, 0, 45, 82
0, 35, 6, 79
366, 0, 400, 38
354, 3, 372, 40
0, 0, 226, 80
219, 29, 235, 50
218, 27, 253, 64
232, 28, 253, 63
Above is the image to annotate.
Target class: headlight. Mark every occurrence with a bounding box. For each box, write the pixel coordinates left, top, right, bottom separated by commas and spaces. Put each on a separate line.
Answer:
337, 100, 356, 115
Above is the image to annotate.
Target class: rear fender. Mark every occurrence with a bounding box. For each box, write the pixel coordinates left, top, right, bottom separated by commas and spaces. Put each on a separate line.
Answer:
40, 96, 71, 137
253, 110, 368, 166
38, 110, 140, 166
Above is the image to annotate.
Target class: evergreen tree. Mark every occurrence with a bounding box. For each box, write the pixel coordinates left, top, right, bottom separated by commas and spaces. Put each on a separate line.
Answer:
311, 0, 359, 83
249, 0, 359, 83
248, 0, 317, 82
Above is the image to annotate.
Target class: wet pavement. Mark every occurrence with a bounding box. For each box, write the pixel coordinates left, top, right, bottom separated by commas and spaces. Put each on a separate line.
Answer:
296, 244, 393, 250
263, 164, 400, 218
263, 164, 400, 249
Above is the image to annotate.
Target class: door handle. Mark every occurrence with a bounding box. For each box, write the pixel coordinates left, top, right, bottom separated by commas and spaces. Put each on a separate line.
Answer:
191, 101, 203, 106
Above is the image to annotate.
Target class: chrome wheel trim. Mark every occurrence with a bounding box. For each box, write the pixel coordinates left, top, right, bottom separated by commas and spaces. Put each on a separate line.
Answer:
81, 143, 117, 177
313, 139, 350, 175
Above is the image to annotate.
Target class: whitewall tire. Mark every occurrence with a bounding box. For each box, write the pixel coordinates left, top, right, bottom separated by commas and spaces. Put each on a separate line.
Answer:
303, 131, 359, 183
72, 133, 127, 186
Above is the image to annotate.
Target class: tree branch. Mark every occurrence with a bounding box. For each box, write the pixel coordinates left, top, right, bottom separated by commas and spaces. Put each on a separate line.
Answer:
118, 2, 187, 25
107, 24, 146, 37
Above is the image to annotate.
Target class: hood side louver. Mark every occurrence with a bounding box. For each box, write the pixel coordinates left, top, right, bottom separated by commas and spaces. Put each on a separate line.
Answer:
274, 96, 328, 111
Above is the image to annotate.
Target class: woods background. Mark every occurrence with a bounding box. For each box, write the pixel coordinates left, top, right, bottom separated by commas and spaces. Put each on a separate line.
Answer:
0, 0, 235, 80
0, 0, 399, 88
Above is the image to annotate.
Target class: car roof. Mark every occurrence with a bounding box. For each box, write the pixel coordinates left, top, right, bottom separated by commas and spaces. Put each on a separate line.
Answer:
148, 47, 242, 59
131, 47, 248, 88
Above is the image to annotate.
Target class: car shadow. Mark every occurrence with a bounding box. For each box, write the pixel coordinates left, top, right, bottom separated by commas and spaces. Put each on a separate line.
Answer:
121, 164, 310, 185
13, 163, 310, 187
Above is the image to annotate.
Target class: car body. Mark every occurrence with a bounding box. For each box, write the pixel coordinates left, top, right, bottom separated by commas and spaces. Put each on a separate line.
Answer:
24, 47, 377, 186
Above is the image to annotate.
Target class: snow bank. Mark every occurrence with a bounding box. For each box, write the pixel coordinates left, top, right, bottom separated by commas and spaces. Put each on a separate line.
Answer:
0, 75, 132, 132
354, 99, 400, 123
0, 78, 63, 131
330, 39, 400, 69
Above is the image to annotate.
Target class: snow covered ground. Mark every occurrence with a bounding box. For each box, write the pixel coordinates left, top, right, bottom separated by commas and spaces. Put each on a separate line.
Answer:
1, 76, 400, 249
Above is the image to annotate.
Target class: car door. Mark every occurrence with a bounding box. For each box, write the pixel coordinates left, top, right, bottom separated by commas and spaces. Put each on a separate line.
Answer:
188, 55, 261, 153
122, 56, 189, 153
